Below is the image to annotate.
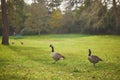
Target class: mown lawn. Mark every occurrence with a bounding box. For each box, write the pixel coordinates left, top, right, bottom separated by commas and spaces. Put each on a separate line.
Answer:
0, 34, 120, 80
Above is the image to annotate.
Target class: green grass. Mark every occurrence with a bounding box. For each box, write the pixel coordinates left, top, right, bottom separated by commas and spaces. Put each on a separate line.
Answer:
0, 34, 120, 80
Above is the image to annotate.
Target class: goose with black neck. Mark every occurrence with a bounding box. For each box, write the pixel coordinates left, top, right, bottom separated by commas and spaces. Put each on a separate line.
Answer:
50, 44, 65, 63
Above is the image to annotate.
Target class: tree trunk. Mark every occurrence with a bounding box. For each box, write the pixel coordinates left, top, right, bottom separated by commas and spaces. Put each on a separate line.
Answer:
1, 0, 9, 45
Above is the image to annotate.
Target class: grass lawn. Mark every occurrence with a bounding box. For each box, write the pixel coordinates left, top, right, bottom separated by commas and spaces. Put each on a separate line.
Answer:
0, 34, 120, 80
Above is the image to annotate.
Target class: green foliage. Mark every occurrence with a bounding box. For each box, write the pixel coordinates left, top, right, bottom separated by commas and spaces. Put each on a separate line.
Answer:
0, 34, 120, 80
47, 0, 63, 11
48, 9, 63, 33
7, 0, 26, 34
0, 0, 120, 35
61, 12, 80, 33
106, 5, 120, 34
84, 0, 91, 7
24, 2, 49, 35
74, 0, 120, 34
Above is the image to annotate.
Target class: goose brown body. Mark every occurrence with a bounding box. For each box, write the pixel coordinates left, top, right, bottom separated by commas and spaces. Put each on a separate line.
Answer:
88, 49, 102, 66
50, 45, 65, 63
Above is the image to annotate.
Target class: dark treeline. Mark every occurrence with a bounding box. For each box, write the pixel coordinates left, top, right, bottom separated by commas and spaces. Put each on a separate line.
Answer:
0, 0, 120, 35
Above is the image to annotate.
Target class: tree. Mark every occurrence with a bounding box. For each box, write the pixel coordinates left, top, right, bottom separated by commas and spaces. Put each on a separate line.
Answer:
24, 2, 49, 35
47, 0, 63, 11
7, 0, 25, 34
112, 0, 120, 34
48, 9, 63, 33
1, 0, 9, 45
74, 0, 109, 34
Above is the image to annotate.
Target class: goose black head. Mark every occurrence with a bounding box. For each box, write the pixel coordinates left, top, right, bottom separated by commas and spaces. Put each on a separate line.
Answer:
50, 44, 53, 47
88, 49, 91, 56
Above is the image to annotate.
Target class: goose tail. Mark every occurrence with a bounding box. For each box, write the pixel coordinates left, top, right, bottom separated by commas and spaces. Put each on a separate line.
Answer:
61, 56, 65, 60
99, 58, 103, 61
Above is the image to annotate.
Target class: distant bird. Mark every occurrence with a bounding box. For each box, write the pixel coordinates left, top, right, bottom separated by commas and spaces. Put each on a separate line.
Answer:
20, 42, 24, 45
50, 44, 65, 63
88, 49, 102, 67
11, 42, 15, 44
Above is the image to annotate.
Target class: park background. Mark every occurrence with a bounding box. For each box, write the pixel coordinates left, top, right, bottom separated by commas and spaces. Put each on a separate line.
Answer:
0, 0, 120, 80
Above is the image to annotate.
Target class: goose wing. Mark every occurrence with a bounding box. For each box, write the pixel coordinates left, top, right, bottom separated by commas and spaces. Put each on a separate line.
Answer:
55, 53, 65, 58
91, 55, 102, 61
52, 52, 65, 60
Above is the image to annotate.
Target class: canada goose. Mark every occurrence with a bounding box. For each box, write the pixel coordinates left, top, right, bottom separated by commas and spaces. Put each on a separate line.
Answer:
88, 49, 102, 67
11, 42, 15, 44
20, 42, 24, 45
50, 44, 65, 63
